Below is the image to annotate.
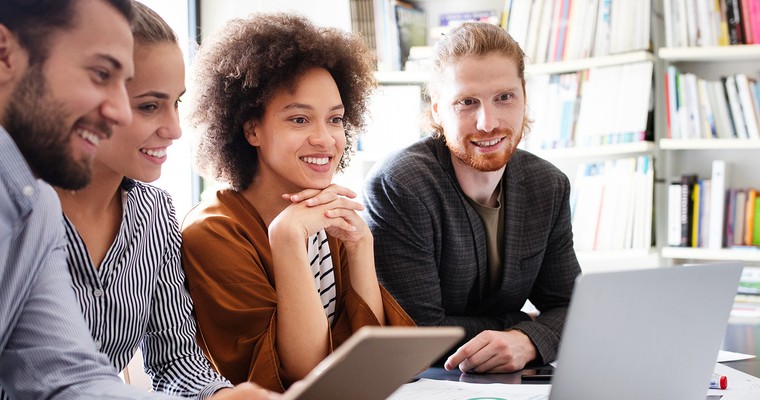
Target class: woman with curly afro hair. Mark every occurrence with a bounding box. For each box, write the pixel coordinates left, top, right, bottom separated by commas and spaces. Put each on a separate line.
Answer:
180, 13, 414, 393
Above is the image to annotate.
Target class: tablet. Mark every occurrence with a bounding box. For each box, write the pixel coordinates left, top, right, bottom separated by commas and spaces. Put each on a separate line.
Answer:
282, 326, 464, 400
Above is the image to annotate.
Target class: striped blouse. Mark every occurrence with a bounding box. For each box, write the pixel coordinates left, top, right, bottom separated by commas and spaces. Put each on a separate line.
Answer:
307, 230, 337, 323
64, 179, 231, 399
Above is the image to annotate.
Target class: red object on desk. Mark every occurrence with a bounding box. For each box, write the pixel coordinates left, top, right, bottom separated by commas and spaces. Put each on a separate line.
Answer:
709, 374, 728, 390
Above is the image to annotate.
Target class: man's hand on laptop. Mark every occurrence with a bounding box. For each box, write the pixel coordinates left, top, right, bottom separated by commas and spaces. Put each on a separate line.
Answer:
443, 330, 537, 373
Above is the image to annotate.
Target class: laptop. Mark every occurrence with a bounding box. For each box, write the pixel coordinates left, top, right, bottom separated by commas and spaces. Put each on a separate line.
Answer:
282, 326, 464, 400
548, 262, 743, 400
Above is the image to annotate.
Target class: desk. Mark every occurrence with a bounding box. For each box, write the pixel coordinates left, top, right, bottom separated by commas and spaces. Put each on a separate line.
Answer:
722, 319, 760, 377
418, 320, 760, 383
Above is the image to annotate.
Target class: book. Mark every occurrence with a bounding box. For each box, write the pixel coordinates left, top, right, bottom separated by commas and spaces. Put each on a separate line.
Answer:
726, 0, 746, 44
697, 78, 716, 138
680, 174, 698, 247
699, 178, 711, 248
665, 66, 677, 138
577, 0, 601, 59
504, 0, 532, 51
668, 180, 683, 247
394, 1, 425, 70
745, 189, 757, 245
349, 0, 377, 54
523, 0, 546, 62
734, 189, 748, 246
708, 79, 737, 139
724, 75, 749, 139
695, 0, 716, 46
708, 160, 729, 249
741, 0, 755, 44
534, 0, 556, 63
726, 188, 738, 246
691, 179, 701, 247
717, 0, 731, 46
663, 0, 675, 47
735, 73, 760, 139
754, 196, 760, 246
750, 0, 760, 44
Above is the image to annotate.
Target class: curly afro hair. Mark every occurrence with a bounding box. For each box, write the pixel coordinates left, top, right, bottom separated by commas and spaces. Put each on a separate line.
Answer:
188, 13, 376, 191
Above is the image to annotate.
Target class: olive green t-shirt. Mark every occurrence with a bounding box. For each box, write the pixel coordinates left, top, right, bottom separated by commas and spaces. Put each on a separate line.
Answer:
464, 182, 505, 293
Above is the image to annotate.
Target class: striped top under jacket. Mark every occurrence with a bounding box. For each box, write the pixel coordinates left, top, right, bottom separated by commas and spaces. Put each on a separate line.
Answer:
64, 178, 231, 399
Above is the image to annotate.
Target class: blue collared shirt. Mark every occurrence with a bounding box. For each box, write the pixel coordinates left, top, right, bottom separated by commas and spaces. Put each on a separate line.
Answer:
0, 126, 175, 399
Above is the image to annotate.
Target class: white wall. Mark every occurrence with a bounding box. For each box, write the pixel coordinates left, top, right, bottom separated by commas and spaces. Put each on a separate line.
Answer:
200, 0, 351, 40
136, 0, 195, 219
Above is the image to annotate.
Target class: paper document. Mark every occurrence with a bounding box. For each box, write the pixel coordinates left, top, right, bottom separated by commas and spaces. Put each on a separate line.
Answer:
388, 378, 550, 400
709, 363, 760, 399
718, 350, 757, 363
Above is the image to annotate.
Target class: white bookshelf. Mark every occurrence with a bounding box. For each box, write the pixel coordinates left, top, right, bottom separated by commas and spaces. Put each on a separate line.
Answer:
662, 247, 760, 263
376, 51, 656, 84
658, 43, 760, 264
526, 51, 655, 76
659, 139, 760, 150
375, 70, 429, 85
659, 45, 760, 62
531, 141, 656, 160
577, 248, 660, 273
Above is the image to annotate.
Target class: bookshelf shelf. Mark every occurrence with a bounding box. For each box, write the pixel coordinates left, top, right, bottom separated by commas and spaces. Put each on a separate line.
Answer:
662, 247, 760, 263
375, 70, 429, 85
577, 248, 658, 262
530, 141, 656, 160
526, 51, 655, 76
576, 248, 660, 273
659, 139, 760, 150
374, 51, 656, 84
659, 45, 760, 62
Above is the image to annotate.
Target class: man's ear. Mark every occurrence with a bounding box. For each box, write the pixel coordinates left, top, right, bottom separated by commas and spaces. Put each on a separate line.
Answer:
0, 25, 26, 83
243, 119, 260, 147
431, 100, 441, 125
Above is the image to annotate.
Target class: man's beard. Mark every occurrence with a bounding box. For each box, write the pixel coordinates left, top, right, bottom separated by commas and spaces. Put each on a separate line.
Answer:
5, 65, 93, 190
446, 133, 516, 172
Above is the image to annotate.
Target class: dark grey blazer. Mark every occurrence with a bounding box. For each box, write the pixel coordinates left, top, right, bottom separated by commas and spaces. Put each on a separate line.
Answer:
364, 136, 581, 364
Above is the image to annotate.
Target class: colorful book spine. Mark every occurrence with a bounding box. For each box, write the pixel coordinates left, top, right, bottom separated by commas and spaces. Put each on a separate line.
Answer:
754, 196, 760, 246
745, 189, 757, 245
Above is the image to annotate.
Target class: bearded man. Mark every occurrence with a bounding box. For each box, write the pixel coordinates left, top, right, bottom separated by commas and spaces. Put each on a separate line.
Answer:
364, 22, 581, 374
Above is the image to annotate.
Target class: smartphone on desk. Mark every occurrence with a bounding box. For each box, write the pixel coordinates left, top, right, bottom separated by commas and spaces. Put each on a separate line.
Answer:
520, 366, 554, 382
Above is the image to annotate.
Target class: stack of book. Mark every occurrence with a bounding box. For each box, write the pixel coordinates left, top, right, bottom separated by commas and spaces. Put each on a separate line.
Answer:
665, 67, 760, 140
349, 0, 426, 71
523, 61, 654, 150
667, 160, 760, 249
732, 266, 760, 319
570, 155, 654, 252
502, 0, 651, 64
663, 0, 760, 48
